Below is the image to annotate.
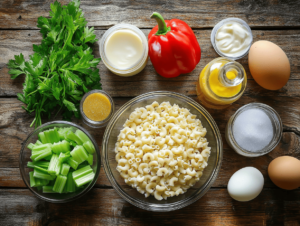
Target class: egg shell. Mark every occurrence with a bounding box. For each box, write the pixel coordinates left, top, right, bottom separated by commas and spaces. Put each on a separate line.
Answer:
227, 167, 264, 202
268, 156, 300, 190
248, 40, 290, 90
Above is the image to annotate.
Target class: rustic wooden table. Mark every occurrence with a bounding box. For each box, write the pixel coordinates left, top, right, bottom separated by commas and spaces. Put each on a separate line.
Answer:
1, 0, 300, 225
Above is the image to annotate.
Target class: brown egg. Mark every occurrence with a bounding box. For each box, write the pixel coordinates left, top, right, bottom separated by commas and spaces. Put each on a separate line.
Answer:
268, 156, 300, 190
248, 40, 290, 90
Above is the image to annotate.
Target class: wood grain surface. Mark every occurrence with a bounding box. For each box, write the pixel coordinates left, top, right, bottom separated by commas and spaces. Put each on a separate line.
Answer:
1, 0, 300, 225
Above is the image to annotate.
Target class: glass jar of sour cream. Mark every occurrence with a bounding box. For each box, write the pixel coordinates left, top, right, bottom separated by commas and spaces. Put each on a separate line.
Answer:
100, 24, 148, 76
211, 18, 253, 60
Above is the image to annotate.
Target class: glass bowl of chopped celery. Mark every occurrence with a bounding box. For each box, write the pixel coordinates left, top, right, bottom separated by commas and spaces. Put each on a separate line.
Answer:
19, 121, 100, 203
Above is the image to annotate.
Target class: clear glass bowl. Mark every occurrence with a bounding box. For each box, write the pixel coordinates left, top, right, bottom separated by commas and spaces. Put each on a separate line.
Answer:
19, 121, 101, 203
225, 103, 282, 157
102, 91, 223, 212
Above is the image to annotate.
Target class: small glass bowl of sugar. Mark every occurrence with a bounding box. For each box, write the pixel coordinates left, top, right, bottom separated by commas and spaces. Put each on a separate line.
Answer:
225, 103, 282, 157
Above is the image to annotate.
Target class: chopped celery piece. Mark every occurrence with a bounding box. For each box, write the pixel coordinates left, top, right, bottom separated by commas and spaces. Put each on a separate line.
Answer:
61, 163, 70, 176
74, 172, 95, 187
70, 145, 88, 164
69, 140, 77, 147
30, 146, 52, 161
87, 154, 93, 165
27, 143, 35, 150
75, 130, 90, 144
38, 132, 48, 144
72, 165, 93, 180
32, 143, 51, 152
53, 175, 67, 193
33, 168, 56, 180
44, 128, 60, 144
43, 186, 57, 193
27, 161, 50, 169
67, 157, 78, 170
35, 140, 43, 146
66, 172, 76, 193
34, 147, 52, 161
52, 140, 70, 154
47, 154, 61, 175
29, 171, 36, 187
58, 152, 71, 164
35, 178, 49, 187
83, 141, 95, 154
58, 127, 72, 140
33, 165, 49, 174
66, 131, 83, 145
44, 155, 52, 161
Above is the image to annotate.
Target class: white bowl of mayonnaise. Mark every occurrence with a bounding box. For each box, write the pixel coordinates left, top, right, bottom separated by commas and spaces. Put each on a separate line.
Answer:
211, 18, 253, 60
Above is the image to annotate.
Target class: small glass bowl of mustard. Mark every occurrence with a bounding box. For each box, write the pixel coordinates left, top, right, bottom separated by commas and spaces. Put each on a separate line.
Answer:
80, 90, 115, 128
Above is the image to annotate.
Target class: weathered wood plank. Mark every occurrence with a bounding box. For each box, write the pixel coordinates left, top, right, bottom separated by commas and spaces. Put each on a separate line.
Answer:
0, 29, 299, 97
0, 0, 300, 29
1, 96, 300, 189
1, 188, 300, 225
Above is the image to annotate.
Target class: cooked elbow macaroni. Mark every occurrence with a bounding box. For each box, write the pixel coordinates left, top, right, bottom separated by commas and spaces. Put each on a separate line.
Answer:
115, 101, 211, 200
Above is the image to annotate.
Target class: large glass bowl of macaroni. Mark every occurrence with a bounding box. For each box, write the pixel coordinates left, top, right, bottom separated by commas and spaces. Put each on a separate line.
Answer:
102, 91, 223, 211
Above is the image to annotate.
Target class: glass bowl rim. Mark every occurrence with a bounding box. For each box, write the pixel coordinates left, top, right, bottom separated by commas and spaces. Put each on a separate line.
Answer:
101, 91, 223, 212
19, 120, 101, 203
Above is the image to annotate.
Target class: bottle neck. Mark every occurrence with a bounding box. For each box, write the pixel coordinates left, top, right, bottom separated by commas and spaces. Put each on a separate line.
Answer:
218, 62, 244, 87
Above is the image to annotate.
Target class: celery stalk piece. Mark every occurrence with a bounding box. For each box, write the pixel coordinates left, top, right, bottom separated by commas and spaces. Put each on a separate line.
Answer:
33, 168, 56, 180
29, 171, 37, 187
33, 165, 50, 174
53, 175, 67, 193
69, 140, 77, 147
32, 143, 52, 152
35, 140, 43, 146
75, 130, 91, 144
74, 172, 95, 187
67, 157, 79, 170
66, 172, 76, 193
72, 165, 93, 180
27, 161, 50, 169
38, 132, 48, 144
43, 186, 57, 193
70, 145, 88, 164
52, 140, 71, 154
27, 143, 35, 150
58, 127, 72, 140
34, 147, 52, 161
61, 163, 70, 176
44, 155, 52, 161
58, 152, 71, 164
66, 131, 83, 145
44, 128, 60, 144
87, 154, 93, 165
48, 154, 59, 175
83, 141, 95, 154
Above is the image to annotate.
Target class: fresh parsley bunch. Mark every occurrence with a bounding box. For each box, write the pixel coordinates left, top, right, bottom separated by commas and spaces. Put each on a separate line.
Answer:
7, 0, 101, 128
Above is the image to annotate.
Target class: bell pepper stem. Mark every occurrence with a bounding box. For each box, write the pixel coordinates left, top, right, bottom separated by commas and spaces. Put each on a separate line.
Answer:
151, 12, 171, 36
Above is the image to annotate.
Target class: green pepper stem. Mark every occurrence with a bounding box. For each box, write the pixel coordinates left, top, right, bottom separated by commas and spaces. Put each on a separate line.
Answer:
150, 12, 171, 36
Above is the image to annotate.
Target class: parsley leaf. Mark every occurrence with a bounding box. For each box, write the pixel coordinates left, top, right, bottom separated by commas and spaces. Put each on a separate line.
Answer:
7, 0, 101, 128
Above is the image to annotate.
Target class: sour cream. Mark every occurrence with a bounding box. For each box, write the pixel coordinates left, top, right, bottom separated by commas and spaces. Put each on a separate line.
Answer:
105, 29, 144, 69
215, 22, 251, 58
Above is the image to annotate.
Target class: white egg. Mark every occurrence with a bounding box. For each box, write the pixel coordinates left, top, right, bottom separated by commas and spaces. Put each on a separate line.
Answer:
227, 167, 264, 202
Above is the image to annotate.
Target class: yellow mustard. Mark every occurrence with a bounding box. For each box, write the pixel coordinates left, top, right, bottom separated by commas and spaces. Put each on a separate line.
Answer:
83, 93, 111, 121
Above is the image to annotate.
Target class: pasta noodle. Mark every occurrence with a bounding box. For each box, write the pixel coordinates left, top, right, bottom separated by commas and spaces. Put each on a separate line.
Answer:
115, 101, 211, 200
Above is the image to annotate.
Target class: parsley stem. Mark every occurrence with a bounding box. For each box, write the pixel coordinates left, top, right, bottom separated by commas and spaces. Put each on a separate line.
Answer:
27, 89, 38, 96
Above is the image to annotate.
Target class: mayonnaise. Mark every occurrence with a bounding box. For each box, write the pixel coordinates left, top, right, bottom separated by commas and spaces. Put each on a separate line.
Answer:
215, 22, 251, 58
105, 29, 144, 69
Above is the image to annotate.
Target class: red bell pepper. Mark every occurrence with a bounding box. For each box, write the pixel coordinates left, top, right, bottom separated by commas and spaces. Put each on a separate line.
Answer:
148, 12, 201, 78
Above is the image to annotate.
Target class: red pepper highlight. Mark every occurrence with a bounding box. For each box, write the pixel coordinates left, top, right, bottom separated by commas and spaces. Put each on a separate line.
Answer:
148, 12, 201, 78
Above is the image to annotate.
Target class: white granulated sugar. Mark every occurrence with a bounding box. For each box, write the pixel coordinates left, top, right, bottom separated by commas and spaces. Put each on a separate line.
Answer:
232, 108, 273, 152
